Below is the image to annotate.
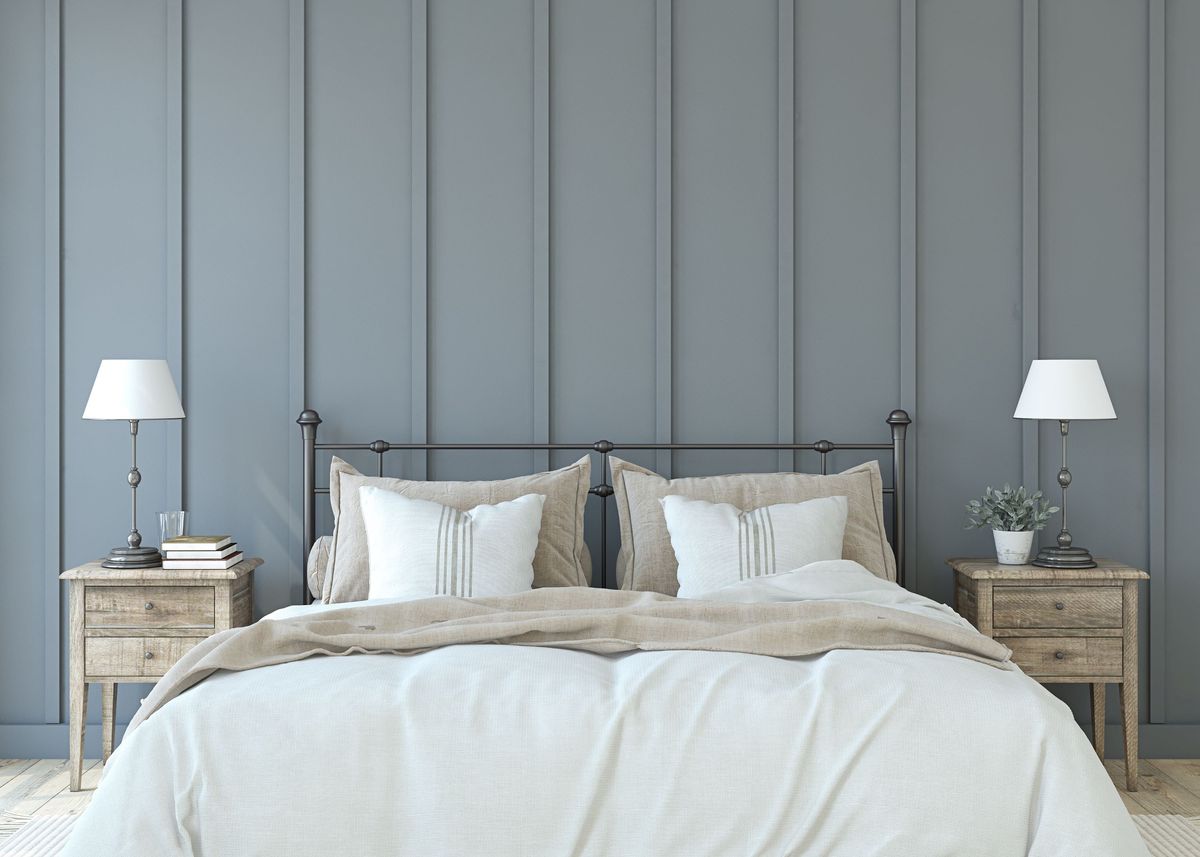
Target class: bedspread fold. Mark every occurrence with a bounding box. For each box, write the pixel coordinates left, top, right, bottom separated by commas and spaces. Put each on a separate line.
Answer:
128, 568, 1010, 734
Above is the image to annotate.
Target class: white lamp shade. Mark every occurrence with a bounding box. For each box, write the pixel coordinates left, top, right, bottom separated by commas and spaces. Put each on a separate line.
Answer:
82, 359, 185, 421
1013, 359, 1116, 421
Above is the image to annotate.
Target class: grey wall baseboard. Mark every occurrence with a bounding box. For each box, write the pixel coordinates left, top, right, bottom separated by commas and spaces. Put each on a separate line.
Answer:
2, 0, 1198, 758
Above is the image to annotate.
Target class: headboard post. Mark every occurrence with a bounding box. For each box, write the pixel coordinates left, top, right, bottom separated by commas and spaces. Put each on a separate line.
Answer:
887, 409, 911, 590
297, 409, 322, 604
589, 440, 616, 589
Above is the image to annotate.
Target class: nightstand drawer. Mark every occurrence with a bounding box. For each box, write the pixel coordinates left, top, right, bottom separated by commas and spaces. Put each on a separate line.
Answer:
84, 636, 200, 678
85, 586, 215, 630
993, 585, 1121, 629
1004, 636, 1122, 677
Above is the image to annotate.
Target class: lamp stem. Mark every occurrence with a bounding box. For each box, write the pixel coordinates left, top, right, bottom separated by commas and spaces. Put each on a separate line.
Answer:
1057, 419, 1072, 550
128, 419, 142, 549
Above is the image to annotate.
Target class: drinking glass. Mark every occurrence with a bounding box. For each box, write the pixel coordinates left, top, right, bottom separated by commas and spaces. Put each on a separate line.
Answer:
159, 511, 187, 546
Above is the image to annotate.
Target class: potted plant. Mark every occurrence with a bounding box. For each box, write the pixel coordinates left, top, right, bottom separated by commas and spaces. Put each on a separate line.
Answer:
964, 484, 1059, 565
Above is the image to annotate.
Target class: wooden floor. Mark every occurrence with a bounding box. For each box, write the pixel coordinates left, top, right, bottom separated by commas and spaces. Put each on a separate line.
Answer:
1, 758, 1197, 827
1106, 759, 1200, 816
0, 759, 102, 827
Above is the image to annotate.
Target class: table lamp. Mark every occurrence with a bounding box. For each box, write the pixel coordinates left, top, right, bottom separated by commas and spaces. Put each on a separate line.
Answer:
1013, 359, 1116, 569
83, 359, 185, 568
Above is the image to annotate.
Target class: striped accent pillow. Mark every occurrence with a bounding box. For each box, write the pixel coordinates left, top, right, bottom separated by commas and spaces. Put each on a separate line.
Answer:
360, 487, 546, 601
660, 494, 848, 599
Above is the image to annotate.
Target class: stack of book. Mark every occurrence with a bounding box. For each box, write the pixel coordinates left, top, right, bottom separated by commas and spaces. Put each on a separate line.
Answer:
161, 536, 243, 570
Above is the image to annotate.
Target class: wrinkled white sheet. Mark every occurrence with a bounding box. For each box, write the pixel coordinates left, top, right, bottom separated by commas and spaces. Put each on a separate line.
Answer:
64, 562, 1146, 856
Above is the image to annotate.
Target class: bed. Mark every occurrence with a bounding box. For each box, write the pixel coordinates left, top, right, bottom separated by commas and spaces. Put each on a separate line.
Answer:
62, 409, 1148, 856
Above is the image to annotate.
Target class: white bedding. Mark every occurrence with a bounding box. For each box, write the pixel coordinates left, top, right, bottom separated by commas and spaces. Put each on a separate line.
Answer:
65, 562, 1146, 856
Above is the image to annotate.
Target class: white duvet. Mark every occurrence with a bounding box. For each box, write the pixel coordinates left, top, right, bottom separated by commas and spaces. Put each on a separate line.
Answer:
65, 562, 1146, 856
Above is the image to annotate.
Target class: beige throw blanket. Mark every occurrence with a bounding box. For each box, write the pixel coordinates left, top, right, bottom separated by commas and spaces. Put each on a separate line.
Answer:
128, 582, 1010, 734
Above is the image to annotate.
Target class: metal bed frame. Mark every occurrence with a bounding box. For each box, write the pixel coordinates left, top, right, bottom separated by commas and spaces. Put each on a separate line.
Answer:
297, 408, 911, 603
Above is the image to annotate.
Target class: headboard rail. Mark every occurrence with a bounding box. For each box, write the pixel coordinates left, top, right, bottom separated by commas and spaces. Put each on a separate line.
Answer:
296, 409, 911, 603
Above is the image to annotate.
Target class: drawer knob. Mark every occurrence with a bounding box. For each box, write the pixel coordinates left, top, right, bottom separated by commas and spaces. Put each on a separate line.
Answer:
1054, 601, 1065, 611
144, 602, 154, 611
1054, 651, 1066, 660
144, 651, 154, 660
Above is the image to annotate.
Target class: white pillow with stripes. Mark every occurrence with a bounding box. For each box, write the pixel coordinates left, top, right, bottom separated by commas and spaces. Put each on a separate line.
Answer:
360, 486, 546, 601
660, 494, 849, 599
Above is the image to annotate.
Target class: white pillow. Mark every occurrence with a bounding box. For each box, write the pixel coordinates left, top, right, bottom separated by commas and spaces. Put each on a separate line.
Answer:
660, 494, 849, 599
359, 486, 546, 601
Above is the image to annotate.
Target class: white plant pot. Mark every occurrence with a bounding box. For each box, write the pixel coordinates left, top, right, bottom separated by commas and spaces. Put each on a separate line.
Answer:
993, 529, 1035, 565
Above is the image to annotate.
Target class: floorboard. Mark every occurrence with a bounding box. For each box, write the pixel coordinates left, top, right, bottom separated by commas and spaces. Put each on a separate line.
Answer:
1105, 759, 1200, 815
1153, 759, 1200, 804
0, 761, 37, 792
0, 760, 104, 822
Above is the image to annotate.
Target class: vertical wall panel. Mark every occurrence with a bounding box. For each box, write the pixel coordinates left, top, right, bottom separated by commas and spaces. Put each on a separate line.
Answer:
411, 0, 429, 481
184, 0, 291, 618
286, 0, 305, 597
1040, 0, 1148, 572
795, 0, 899, 447
1147, 0, 1165, 724
917, 0, 1023, 606
0, 0, 49, 725
550, 0, 656, 443
43, 0, 62, 725
1020, 0, 1040, 494
899, 0, 918, 587
428, 0, 533, 479
165, 0, 183, 513
1165, 0, 1200, 723
61, 0, 170, 723
307, 0, 411, 454
550, 0, 656, 583
654, 0, 672, 477
776, 0, 795, 472
531, 0, 550, 472
1041, 0, 1148, 720
674, 0, 777, 476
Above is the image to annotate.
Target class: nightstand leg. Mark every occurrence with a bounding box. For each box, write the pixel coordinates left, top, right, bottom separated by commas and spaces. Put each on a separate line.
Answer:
1120, 679, 1138, 791
101, 683, 117, 762
68, 681, 87, 792
1090, 683, 1105, 760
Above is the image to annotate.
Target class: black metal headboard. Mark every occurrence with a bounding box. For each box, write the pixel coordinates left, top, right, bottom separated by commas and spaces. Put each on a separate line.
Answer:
297, 409, 911, 603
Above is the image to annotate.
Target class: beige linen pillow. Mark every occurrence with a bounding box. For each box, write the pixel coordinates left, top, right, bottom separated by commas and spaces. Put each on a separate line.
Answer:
324, 455, 591, 603
306, 535, 332, 600
610, 458, 895, 595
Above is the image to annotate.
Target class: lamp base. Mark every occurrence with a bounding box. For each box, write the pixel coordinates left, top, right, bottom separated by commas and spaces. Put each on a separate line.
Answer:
101, 546, 163, 569
1032, 545, 1097, 569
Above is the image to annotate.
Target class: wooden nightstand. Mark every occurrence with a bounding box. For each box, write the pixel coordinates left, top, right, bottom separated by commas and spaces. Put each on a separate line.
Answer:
947, 557, 1148, 790
59, 558, 259, 791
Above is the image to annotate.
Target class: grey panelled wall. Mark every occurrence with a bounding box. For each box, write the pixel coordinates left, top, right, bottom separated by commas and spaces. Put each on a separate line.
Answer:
0, 0, 1195, 757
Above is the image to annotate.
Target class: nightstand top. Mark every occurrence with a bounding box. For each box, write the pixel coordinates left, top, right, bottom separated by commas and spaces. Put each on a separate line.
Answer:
60, 557, 261, 581
946, 556, 1148, 581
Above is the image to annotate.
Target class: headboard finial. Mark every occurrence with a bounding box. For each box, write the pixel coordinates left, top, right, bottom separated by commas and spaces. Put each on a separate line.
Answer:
297, 409, 322, 427
887, 409, 911, 426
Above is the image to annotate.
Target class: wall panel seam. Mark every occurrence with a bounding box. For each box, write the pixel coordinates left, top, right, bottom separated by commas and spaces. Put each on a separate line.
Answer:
411, 0, 428, 479
532, 0, 550, 472
655, 0, 672, 477
899, 0, 918, 591
777, 0, 795, 473
166, 0, 183, 512
1148, 0, 1166, 724
287, 0, 306, 601
1021, 0, 1040, 495
43, 0, 62, 725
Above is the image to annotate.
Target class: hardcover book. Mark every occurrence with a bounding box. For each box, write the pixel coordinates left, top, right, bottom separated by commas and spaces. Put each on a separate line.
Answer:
163, 543, 240, 561
161, 535, 232, 552
162, 551, 244, 571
